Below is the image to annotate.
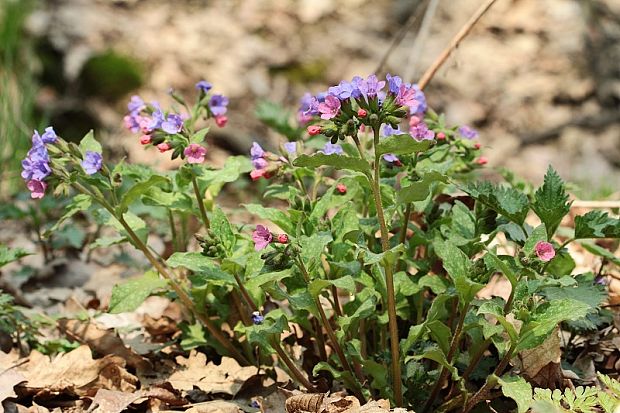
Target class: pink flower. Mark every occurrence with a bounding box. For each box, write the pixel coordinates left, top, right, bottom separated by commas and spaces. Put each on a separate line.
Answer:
437, 132, 446, 140
184, 143, 207, 164
215, 115, 228, 128
140, 135, 151, 145
318, 95, 341, 120
250, 169, 270, 181
409, 116, 421, 127
277, 234, 289, 244
474, 142, 481, 150
396, 84, 419, 108
476, 156, 488, 165
535, 241, 555, 262
357, 109, 367, 118
252, 225, 273, 251
157, 143, 171, 153
336, 183, 347, 194
27, 179, 47, 199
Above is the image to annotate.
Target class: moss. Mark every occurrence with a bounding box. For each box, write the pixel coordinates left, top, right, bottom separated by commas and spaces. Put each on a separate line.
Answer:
79, 51, 143, 101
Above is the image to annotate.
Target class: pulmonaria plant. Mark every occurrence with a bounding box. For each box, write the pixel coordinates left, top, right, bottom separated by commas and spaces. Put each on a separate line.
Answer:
23, 74, 620, 413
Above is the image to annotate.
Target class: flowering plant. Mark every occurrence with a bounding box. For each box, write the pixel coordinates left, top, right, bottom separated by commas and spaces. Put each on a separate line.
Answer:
23, 75, 620, 412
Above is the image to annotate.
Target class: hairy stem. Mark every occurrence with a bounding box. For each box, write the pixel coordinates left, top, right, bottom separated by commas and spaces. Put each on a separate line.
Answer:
191, 173, 210, 229
168, 209, 180, 251
270, 337, 318, 392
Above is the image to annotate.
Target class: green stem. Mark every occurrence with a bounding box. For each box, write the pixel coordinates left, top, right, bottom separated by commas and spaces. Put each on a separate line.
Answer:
168, 209, 179, 251
70, 182, 247, 365
397, 203, 412, 271
191, 173, 210, 229
232, 272, 258, 313
370, 126, 403, 406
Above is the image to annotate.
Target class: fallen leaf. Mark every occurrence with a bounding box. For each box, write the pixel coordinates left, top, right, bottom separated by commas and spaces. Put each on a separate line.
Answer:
57, 319, 151, 372
0, 369, 26, 407
90, 389, 142, 413
183, 401, 244, 413
514, 327, 562, 389
168, 351, 256, 396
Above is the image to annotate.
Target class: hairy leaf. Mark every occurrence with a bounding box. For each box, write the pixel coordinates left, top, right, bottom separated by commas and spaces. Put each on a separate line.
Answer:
376, 134, 432, 156
531, 166, 571, 236
498, 375, 533, 413
574, 210, 620, 239
109, 271, 167, 313
293, 153, 371, 174
464, 181, 529, 225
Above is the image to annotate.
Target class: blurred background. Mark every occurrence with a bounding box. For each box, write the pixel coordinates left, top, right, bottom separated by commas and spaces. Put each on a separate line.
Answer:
1, 0, 619, 198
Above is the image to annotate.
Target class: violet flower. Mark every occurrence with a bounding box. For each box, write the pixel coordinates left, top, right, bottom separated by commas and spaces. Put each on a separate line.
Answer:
284, 142, 297, 154
184, 143, 207, 164
195, 80, 212, 93
81, 151, 103, 175
386, 73, 403, 94
251, 311, 265, 325
41, 127, 57, 144
252, 225, 273, 251
161, 114, 184, 134
127, 95, 145, 114
410, 122, 435, 141
322, 142, 343, 155
209, 94, 229, 116
26, 179, 47, 199
360, 75, 385, 98
459, 125, 478, 140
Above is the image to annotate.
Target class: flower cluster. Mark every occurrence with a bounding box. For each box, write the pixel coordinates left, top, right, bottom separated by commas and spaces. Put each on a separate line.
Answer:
252, 224, 288, 251
123, 80, 227, 163
21, 128, 57, 199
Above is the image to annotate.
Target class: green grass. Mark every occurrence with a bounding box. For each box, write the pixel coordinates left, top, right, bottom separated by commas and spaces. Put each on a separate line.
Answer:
0, 0, 40, 198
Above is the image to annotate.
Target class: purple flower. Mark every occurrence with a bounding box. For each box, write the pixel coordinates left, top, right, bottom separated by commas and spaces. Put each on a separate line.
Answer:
161, 114, 184, 134
41, 127, 57, 144
360, 75, 386, 98
328, 80, 354, 100
350, 76, 363, 99
251, 142, 265, 159
127, 96, 145, 114
184, 144, 207, 164
195, 80, 212, 93
284, 142, 297, 154
252, 225, 273, 251
148, 105, 165, 131
386, 73, 403, 94
81, 151, 102, 175
382, 124, 401, 137
209, 94, 229, 116
298, 93, 317, 124
383, 154, 401, 165
411, 84, 427, 114
535, 241, 555, 262
251, 311, 265, 325
410, 121, 435, 141
458, 125, 478, 140
318, 95, 341, 120
21, 134, 51, 181
321, 142, 343, 155
27, 179, 47, 199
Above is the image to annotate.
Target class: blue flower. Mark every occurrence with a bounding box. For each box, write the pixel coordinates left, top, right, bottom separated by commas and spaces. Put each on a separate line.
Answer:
359, 75, 386, 98
21, 132, 51, 181
209, 94, 229, 116
41, 127, 57, 144
195, 80, 213, 93
251, 311, 264, 325
284, 142, 297, 154
386, 73, 403, 94
148, 104, 165, 131
161, 114, 184, 134
382, 124, 401, 137
81, 151, 103, 175
458, 125, 478, 140
322, 142, 343, 155
127, 96, 145, 114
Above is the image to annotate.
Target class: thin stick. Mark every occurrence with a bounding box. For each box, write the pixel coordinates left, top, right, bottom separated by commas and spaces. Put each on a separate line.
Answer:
418, 0, 500, 90
571, 200, 620, 209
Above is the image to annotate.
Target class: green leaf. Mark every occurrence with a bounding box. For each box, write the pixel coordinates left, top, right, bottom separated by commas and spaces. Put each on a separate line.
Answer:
293, 153, 371, 174
107, 212, 148, 244
434, 240, 483, 308
531, 166, 571, 236
0, 245, 30, 268
78, 130, 102, 154
498, 375, 533, 413
243, 204, 294, 234
109, 271, 167, 313
574, 210, 620, 239
211, 207, 235, 253
167, 252, 236, 286
119, 175, 169, 213
200, 156, 253, 189
190, 127, 210, 144
143, 187, 192, 210
255, 100, 301, 141
47, 194, 92, 233
545, 250, 575, 276
376, 134, 432, 156
245, 269, 293, 291
517, 299, 590, 351
308, 276, 356, 298
464, 181, 529, 225
580, 242, 620, 267
409, 347, 458, 380
426, 320, 452, 355
477, 300, 519, 343
299, 232, 333, 273
483, 252, 518, 288
523, 224, 548, 256
397, 172, 447, 203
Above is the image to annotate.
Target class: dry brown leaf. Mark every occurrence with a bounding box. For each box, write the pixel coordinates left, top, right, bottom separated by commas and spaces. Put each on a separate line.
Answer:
16, 345, 136, 396
90, 389, 142, 413
57, 319, 151, 372
322, 395, 361, 413
168, 351, 256, 396
0, 369, 26, 408
359, 400, 391, 412
183, 401, 244, 413
514, 327, 561, 379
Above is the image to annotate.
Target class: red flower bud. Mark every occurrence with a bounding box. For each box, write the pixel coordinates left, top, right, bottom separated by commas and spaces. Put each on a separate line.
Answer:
436, 132, 446, 140
409, 116, 421, 127
336, 183, 347, 194
357, 109, 367, 118
474, 142, 481, 149
157, 142, 171, 152
476, 156, 488, 165
277, 234, 289, 244
140, 135, 152, 145
215, 115, 228, 127
307, 125, 322, 136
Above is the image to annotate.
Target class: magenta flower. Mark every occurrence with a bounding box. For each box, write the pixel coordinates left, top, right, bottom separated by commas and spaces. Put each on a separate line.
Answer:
318, 95, 341, 120
27, 179, 47, 199
184, 143, 207, 164
396, 84, 419, 108
410, 122, 435, 141
252, 225, 273, 251
535, 241, 556, 262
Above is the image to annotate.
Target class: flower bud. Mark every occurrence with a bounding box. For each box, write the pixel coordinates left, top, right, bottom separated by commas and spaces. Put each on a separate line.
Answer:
369, 113, 379, 125
277, 234, 289, 244
436, 132, 446, 140
476, 156, 488, 165
357, 108, 367, 118
336, 183, 347, 194
409, 116, 421, 127
140, 135, 152, 145
215, 115, 228, 127
307, 125, 322, 136
157, 142, 172, 152
474, 142, 481, 150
